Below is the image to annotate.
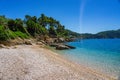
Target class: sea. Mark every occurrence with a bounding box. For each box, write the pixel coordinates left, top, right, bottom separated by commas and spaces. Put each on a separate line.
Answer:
54, 39, 120, 79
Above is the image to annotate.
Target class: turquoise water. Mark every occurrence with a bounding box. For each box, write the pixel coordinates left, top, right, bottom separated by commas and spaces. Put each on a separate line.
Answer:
56, 39, 120, 78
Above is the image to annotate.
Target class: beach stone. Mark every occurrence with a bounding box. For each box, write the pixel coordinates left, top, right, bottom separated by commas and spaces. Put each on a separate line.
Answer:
24, 40, 32, 45
0, 44, 6, 48
36, 42, 43, 45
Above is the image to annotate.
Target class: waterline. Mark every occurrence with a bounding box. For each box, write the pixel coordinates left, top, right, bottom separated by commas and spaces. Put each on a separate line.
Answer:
55, 39, 120, 79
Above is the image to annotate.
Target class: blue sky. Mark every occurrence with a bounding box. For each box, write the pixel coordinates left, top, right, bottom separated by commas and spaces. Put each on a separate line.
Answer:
0, 0, 120, 33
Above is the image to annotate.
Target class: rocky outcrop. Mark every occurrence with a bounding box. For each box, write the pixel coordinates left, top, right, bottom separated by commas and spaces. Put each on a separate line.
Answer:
45, 38, 54, 45
24, 40, 33, 45
36, 42, 43, 45
56, 44, 70, 50
49, 43, 76, 50
65, 44, 76, 49
49, 43, 58, 47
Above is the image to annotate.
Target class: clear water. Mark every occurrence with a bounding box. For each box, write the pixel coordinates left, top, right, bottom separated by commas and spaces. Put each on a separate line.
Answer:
56, 39, 120, 78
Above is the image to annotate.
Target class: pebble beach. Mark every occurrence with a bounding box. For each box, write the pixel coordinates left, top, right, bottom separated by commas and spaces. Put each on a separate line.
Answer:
0, 44, 116, 80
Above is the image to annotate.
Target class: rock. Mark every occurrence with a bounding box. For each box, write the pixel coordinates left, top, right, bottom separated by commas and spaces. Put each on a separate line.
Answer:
56, 44, 70, 50
65, 44, 76, 49
36, 42, 44, 45
58, 38, 65, 43
65, 38, 76, 42
40, 40, 46, 44
55, 43, 76, 50
0, 44, 6, 48
49, 43, 58, 47
10, 38, 24, 45
13, 46, 17, 49
24, 40, 32, 45
45, 38, 54, 44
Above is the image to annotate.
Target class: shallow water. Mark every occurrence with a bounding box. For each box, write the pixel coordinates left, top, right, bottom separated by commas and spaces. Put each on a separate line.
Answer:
56, 39, 120, 78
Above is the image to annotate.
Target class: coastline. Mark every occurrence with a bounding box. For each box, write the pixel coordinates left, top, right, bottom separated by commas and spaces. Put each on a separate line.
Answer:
0, 44, 116, 80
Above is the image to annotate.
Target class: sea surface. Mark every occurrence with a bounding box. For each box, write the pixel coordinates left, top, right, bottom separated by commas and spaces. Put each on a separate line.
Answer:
55, 39, 120, 79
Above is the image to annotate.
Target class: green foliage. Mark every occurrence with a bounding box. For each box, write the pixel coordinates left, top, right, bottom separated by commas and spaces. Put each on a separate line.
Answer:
15, 18, 25, 32
1, 14, 120, 41
0, 26, 8, 40
6, 30, 17, 39
0, 15, 8, 26
0, 14, 86, 41
38, 14, 48, 27
26, 20, 36, 36
48, 26, 57, 37
39, 26, 48, 35
8, 19, 16, 31
14, 31, 29, 39
0, 26, 17, 40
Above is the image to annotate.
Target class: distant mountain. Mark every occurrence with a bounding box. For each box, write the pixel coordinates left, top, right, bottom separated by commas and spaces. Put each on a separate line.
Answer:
80, 29, 120, 39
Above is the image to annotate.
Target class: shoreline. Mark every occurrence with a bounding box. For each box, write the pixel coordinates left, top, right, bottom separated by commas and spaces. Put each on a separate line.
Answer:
0, 44, 116, 80
43, 45, 116, 80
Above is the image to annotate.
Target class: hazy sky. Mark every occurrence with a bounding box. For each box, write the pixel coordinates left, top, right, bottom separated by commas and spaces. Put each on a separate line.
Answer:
0, 0, 120, 33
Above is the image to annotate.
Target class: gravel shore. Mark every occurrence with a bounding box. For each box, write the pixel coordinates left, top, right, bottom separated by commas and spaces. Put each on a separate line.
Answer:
0, 44, 116, 80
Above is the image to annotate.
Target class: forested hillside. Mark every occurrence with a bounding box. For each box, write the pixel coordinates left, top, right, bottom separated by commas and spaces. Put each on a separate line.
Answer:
0, 14, 77, 41
81, 29, 120, 39
0, 14, 120, 42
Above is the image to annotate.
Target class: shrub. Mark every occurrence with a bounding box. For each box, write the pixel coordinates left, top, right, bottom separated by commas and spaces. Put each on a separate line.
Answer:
15, 31, 29, 39
0, 26, 8, 40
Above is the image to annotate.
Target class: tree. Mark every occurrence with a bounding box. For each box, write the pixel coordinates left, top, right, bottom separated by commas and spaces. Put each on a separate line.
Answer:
8, 19, 16, 31
15, 18, 25, 32
38, 14, 48, 27
48, 26, 57, 37
26, 20, 36, 36
0, 15, 7, 26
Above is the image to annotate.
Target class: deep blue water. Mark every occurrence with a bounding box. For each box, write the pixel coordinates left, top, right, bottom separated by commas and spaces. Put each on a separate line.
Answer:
56, 39, 120, 78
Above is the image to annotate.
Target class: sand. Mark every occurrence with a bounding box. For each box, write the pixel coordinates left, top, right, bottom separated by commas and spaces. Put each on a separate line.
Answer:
0, 44, 116, 80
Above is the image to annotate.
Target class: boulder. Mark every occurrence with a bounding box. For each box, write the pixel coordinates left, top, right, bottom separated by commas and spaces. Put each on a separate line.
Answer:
56, 44, 70, 50
45, 38, 54, 44
49, 43, 58, 47
58, 38, 65, 43
24, 40, 32, 45
40, 40, 45, 43
36, 42, 44, 45
65, 44, 76, 49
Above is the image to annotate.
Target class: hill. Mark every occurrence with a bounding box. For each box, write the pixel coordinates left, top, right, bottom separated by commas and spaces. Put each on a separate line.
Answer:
81, 29, 120, 39
0, 14, 78, 42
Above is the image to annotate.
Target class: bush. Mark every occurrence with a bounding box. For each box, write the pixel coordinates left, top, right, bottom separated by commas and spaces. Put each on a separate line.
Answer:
0, 26, 19, 40
7, 30, 17, 39
15, 31, 29, 39
0, 26, 8, 40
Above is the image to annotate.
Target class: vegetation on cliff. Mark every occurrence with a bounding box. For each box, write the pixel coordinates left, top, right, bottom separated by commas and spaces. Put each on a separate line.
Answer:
0, 14, 120, 42
0, 14, 76, 41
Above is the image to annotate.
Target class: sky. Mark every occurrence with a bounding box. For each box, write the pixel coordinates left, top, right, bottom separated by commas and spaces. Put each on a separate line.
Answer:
0, 0, 120, 33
